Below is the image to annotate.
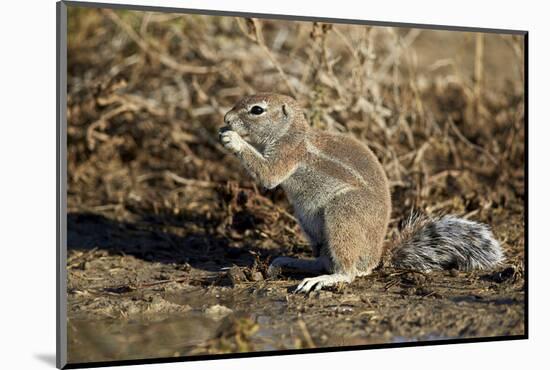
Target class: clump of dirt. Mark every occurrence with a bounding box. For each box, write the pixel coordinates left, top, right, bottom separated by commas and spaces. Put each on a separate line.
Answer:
66, 6, 525, 365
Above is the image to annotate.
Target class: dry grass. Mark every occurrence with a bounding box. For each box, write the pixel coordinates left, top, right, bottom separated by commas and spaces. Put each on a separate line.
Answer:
67, 7, 525, 266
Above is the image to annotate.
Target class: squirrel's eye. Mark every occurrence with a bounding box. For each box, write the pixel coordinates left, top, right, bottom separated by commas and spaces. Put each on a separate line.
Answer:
250, 106, 264, 115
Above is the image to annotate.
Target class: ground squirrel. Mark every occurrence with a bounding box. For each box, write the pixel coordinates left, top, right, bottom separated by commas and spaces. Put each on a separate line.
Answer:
219, 93, 503, 293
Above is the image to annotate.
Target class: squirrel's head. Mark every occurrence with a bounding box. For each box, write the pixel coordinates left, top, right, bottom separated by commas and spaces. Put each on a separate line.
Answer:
223, 93, 308, 148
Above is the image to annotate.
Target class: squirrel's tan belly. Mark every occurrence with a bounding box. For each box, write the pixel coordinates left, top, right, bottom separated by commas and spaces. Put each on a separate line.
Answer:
282, 165, 356, 242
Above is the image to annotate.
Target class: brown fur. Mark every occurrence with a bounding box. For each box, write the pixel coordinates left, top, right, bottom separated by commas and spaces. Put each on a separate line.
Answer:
220, 93, 391, 292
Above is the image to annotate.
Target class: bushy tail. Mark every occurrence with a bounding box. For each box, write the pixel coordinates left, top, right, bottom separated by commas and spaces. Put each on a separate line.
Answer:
391, 213, 504, 271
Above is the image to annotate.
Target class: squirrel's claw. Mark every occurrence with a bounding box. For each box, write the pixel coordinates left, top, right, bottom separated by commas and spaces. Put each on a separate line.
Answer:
219, 130, 244, 153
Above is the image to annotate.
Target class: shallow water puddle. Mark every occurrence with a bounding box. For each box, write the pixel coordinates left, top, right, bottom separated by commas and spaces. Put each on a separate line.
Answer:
68, 287, 296, 363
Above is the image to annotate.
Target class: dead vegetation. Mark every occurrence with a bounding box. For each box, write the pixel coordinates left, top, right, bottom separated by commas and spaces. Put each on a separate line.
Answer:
66, 6, 525, 364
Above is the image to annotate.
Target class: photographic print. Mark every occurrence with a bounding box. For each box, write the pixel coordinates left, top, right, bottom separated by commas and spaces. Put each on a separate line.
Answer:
58, 1, 526, 367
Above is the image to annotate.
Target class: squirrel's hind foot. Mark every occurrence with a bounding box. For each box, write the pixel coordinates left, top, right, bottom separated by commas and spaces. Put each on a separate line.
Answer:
294, 273, 353, 294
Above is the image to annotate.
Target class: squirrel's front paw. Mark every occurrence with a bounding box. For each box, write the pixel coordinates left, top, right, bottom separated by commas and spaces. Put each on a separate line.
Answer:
219, 130, 244, 153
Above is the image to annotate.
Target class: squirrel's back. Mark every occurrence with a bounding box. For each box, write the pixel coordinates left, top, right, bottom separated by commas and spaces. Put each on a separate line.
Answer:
305, 130, 392, 204
280, 128, 392, 230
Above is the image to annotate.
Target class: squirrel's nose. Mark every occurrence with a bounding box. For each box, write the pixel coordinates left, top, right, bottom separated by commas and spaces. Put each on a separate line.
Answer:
224, 111, 236, 126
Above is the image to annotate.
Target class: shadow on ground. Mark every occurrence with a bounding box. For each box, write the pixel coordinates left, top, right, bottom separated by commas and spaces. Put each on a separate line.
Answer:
68, 212, 279, 273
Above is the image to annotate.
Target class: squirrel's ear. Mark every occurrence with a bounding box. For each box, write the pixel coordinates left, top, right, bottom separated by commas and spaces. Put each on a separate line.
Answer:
282, 104, 291, 119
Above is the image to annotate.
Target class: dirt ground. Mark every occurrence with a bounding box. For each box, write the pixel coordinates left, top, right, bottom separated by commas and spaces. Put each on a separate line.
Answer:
65, 6, 525, 364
